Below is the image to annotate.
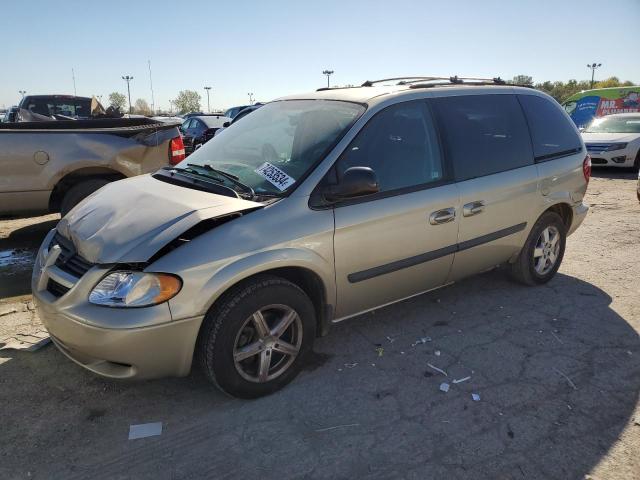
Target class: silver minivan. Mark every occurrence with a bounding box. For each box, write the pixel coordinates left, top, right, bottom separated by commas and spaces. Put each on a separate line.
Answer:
33, 78, 590, 398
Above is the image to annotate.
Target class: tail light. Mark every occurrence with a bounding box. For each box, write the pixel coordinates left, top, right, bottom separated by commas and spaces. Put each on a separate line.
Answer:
169, 136, 185, 165
583, 154, 591, 184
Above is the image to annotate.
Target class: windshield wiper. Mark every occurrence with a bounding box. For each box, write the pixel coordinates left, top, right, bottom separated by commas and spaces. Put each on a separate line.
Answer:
187, 163, 255, 198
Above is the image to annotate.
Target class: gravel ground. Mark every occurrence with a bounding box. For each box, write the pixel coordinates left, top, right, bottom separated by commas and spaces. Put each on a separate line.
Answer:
0, 170, 638, 480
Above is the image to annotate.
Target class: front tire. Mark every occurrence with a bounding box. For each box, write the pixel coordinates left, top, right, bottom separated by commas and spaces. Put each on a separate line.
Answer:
198, 275, 316, 398
510, 211, 566, 286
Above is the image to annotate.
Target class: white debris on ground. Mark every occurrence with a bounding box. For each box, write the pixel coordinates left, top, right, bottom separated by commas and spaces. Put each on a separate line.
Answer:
128, 422, 163, 440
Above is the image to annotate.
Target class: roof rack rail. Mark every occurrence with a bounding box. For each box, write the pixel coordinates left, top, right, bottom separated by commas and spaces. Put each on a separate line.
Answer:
406, 76, 533, 89
361, 77, 447, 87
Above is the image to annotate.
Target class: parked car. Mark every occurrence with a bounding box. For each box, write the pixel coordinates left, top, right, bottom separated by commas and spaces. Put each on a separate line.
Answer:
581, 113, 640, 169
224, 104, 251, 119
180, 115, 230, 154
2, 106, 19, 123
214, 104, 263, 137
637, 170, 640, 202
0, 118, 184, 217
33, 78, 589, 398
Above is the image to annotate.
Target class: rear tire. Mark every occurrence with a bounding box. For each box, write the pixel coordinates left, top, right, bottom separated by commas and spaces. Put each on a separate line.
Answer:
198, 275, 316, 399
510, 211, 566, 286
60, 179, 110, 217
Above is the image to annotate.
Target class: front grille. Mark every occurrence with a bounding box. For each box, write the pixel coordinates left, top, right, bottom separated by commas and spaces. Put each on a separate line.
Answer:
52, 232, 94, 278
47, 278, 70, 298
591, 157, 607, 165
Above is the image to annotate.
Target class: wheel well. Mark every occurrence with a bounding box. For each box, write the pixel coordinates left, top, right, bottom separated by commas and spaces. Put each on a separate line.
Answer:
213, 267, 330, 338
545, 203, 573, 230
49, 167, 126, 212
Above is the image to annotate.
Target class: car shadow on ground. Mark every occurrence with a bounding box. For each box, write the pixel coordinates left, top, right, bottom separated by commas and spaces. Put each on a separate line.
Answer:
590, 166, 637, 180
0, 270, 638, 479
0, 218, 58, 299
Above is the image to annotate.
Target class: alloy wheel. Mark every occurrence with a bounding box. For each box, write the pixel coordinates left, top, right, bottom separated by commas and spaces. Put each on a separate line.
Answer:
233, 304, 303, 383
533, 225, 561, 275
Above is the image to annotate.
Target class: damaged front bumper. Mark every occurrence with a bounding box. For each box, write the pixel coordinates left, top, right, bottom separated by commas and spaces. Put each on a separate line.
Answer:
32, 229, 204, 379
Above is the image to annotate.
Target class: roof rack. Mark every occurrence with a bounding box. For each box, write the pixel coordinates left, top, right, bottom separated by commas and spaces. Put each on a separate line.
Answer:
360, 76, 526, 88
361, 77, 447, 87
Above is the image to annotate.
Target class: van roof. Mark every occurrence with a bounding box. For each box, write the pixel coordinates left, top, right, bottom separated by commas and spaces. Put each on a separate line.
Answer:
275, 77, 538, 104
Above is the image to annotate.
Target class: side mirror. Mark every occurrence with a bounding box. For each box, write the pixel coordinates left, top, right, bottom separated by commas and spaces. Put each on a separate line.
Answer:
323, 167, 379, 202
223, 121, 230, 127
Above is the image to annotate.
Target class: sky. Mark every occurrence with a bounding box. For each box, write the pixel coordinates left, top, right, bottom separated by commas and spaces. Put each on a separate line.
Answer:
2, 0, 639, 111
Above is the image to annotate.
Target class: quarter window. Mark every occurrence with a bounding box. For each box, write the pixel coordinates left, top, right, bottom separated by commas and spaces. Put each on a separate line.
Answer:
431, 94, 533, 181
518, 94, 583, 160
336, 101, 444, 193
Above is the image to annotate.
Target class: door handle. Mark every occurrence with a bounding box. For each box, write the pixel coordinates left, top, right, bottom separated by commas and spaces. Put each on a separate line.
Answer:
463, 201, 485, 217
429, 208, 456, 225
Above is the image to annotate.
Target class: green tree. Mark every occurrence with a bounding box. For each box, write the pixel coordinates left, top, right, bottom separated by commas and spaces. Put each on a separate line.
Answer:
173, 90, 201, 114
133, 98, 152, 116
108, 92, 127, 111
511, 75, 533, 85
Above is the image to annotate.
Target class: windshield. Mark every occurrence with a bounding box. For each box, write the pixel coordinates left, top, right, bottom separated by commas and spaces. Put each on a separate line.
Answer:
584, 116, 640, 134
180, 100, 365, 196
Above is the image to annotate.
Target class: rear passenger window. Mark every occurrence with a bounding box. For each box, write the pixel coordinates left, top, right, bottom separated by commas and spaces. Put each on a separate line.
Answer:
336, 101, 444, 193
431, 95, 533, 181
518, 94, 582, 161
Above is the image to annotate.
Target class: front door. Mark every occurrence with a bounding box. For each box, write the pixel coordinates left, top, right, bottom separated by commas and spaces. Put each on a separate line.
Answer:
331, 100, 459, 319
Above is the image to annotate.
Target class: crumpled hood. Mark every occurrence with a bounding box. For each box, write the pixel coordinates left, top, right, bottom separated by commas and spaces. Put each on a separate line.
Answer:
57, 174, 262, 264
582, 132, 640, 143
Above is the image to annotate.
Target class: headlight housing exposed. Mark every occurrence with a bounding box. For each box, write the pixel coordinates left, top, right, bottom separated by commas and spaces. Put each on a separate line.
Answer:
606, 143, 628, 151
89, 271, 182, 307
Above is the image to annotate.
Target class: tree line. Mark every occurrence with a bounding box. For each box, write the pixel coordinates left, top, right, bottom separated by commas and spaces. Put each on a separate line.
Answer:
511, 75, 635, 102
105, 76, 637, 114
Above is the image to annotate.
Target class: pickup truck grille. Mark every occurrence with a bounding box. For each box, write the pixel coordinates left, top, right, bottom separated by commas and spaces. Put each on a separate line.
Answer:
51, 232, 94, 278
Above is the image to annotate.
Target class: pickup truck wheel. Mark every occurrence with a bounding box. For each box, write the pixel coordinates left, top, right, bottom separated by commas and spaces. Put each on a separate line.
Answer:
198, 275, 316, 399
60, 179, 110, 217
510, 211, 566, 286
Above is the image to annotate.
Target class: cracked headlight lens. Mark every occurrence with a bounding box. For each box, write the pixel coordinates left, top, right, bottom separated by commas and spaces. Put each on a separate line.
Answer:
89, 271, 182, 307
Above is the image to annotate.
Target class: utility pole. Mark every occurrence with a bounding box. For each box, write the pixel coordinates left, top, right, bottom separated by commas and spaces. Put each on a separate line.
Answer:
122, 75, 133, 114
72, 68, 77, 95
587, 63, 602, 89
204, 86, 212, 112
322, 69, 334, 88
19, 90, 26, 99
148, 60, 155, 114
248, 92, 254, 105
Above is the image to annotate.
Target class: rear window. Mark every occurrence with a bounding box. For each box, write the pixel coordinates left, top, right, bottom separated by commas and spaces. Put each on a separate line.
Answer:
431, 94, 533, 181
518, 94, 582, 161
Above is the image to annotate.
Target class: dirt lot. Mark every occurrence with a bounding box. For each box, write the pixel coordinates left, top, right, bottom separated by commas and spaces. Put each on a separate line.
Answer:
0, 170, 638, 480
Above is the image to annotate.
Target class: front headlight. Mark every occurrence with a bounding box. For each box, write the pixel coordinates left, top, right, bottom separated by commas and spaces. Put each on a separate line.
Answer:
89, 271, 182, 307
606, 143, 628, 151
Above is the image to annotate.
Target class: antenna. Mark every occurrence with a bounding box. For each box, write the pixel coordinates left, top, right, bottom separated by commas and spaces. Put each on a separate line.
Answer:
148, 60, 155, 114
72, 68, 77, 95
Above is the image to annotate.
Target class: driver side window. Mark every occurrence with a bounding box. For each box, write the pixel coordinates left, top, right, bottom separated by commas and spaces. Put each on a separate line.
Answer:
336, 101, 444, 194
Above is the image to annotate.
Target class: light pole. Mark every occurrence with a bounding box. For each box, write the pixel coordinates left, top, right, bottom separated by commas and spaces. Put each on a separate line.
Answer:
169, 100, 174, 114
248, 92, 254, 105
322, 69, 334, 88
204, 86, 212, 113
587, 63, 602, 89
122, 75, 133, 113
19, 90, 26, 99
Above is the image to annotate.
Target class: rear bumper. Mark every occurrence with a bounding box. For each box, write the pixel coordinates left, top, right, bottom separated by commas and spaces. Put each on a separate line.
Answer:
35, 292, 204, 379
568, 201, 589, 236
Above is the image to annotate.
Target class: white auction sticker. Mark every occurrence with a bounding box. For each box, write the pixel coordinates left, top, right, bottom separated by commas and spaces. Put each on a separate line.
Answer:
254, 162, 296, 191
